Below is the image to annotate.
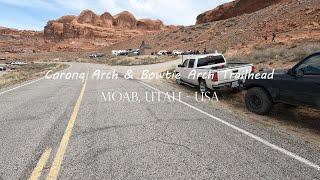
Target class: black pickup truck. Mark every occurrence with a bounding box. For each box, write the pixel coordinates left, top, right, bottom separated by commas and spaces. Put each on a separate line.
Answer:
244, 52, 320, 115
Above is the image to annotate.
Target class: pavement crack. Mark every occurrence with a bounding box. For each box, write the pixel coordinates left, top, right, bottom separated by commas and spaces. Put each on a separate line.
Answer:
152, 139, 202, 158
86, 138, 155, 160
146, 107, 163, 122
78, 121, 160, 136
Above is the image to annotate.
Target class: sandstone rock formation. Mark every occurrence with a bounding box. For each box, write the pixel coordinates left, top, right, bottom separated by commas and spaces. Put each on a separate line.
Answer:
196, 0, 283, 24
113, 11, 137, 29
77, 10, 100, 25
137, 19, 164, 31
100, 12, 114, 28
44, 10, 167, 43
57, 15, 77, 23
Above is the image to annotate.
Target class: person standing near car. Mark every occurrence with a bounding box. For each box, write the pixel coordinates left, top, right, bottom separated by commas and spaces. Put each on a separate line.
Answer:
272, 32, 276, 42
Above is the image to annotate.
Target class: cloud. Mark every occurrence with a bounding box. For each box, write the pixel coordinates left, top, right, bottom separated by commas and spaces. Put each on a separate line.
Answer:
0, 0, 233, 30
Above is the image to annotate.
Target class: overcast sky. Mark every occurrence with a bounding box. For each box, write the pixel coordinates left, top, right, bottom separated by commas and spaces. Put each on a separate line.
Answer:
0, 0, 232, 30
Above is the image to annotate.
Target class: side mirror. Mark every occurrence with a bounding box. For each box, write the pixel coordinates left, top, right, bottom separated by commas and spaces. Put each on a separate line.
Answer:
296, 69, 304, 77
287, 69, 294, 76
178, 64, 183, 67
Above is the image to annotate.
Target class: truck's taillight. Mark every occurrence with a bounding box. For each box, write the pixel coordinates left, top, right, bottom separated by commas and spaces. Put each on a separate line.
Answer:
251, 66, 256, 73
211, 72, 218, 82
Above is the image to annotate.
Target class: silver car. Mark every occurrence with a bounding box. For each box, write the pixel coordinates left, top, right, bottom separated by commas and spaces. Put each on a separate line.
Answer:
0, 66, 6, 71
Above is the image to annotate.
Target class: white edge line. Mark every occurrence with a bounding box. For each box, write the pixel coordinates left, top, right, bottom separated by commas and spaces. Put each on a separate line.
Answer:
0, 64, 72, 96
0, 78, 44, 96
139, 81, 320, 171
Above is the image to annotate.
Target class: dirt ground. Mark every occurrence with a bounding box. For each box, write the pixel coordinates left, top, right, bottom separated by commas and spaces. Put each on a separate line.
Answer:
160, 78, 320, 146
0, 63, 69, 89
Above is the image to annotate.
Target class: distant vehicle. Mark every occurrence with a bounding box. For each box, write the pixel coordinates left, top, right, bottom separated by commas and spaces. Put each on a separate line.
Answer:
128, 49, 140, 56
112, 50, 118, 56
112, 50, 128, 56
244, 52, 320, 115
172, 50, 183, 55
11, 61, 28, 65
183, 50, 193, 55
157, 50, 168, 56
175, 53, 253, 93
89, 53, 105, 58
0, 66, 6, 71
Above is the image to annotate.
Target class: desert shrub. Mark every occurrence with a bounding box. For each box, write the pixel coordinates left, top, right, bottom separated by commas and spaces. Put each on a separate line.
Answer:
242, 41, 320, 63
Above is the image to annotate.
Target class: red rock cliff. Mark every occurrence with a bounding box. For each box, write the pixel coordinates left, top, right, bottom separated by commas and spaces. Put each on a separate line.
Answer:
196, 0, 283, 24
44, 10, 167, 42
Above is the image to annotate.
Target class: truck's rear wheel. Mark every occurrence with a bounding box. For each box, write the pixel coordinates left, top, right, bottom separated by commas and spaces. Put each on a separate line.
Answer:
199, 79, 208, 94
245, 87, 272, 115
176, 73, 182, 85
176, 78, 182, 85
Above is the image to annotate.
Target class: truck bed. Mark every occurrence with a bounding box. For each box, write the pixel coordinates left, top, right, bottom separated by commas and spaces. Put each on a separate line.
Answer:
205, 63, 253, 90
197, 62, 251, 71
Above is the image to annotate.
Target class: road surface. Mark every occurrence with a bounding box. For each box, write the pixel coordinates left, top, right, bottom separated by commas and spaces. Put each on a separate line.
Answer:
0, 63, 319, 179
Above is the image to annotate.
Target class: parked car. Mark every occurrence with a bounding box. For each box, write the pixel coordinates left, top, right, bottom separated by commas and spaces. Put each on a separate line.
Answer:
173, 50, 183, 55
128, 49, 140, 56
11, 61, 28, 65
112, 50, 128, 56
183, 50, 193, 55
175, 53, 253, 93
89, 53, 105, 58
0, 66, 6, 71
157, 50, 168, 56
112, 50, 119, 56
244, 52, 320, 115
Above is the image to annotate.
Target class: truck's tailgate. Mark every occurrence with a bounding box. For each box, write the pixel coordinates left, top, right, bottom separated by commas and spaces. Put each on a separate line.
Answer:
217, 64, 252, 83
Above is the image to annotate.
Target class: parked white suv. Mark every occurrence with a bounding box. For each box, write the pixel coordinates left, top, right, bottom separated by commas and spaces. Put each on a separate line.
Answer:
175, 53, 253, 93
157, 50, 168, 56
172, 50, 183, 55
11, 61, 28, 65
112, 50, 128, 56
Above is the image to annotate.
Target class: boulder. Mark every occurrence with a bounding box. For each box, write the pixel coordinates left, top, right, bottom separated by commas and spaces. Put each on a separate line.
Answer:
77, 10, 100, 25
137, 19, 164, 30
113, 11, 137, 29
57, 15, 77, 23
100, 12, 114, 28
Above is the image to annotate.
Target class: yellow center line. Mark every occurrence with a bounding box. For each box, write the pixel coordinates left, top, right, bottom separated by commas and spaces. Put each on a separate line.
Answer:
46, 72, 89, 180
29, 148, 52, 180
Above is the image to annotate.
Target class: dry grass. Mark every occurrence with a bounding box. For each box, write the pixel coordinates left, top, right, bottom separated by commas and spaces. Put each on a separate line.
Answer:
230, 41, 320, 64
106, 55, 178, 66
218, 91, 320, 145
0, 63, 68, 89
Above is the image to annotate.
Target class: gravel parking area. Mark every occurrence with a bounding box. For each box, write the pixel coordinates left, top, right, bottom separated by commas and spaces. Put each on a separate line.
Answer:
0, 68, 6, 77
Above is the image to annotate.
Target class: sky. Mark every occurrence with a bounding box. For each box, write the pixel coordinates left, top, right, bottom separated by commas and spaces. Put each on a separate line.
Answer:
0, 0, 232, 30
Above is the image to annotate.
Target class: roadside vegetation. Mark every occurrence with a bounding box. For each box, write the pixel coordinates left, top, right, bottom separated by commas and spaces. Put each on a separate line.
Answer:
0, 63, 68, 89
3, 53, 179, 66
105, 55, 178, 66
229, 41, 320, 69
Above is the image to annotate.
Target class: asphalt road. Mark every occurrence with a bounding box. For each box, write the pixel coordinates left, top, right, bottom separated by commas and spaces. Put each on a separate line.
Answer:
0, 63, 319, 179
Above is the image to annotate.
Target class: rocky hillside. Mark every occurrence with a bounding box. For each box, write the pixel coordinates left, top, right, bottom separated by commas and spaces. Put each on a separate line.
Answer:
0, 27, 43, 53
105, 0, 319, 60
196, 0, 283, 24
